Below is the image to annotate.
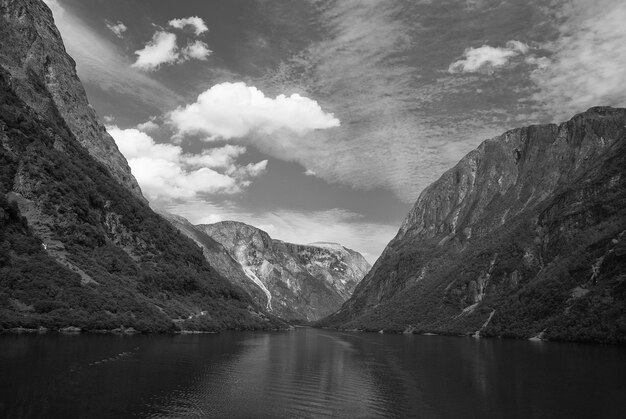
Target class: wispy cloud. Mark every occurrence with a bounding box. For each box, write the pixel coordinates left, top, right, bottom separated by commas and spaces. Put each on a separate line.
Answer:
253, 0, 619, 204
42, 0, 180, 111
530, 0, 626, 120
254, 0, 424, 202
254, 0, 498, 203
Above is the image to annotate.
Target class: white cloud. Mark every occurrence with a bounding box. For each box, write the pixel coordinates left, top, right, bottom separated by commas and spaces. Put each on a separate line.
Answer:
107, 126, 266, 201
132, 31, 179, 71
181, 40, 212, 61
448, 40, 530, 74
105, 20, 127, 38
168, 82, 340, 140
304, 169, 317, 176
136, 120, 159, 132
257, 0, 493, 204
530, 0, 626, 120
165, 202, 398, 264
168, 16, 209, 36
231, 160, 268, 177
133, 31, 213, 71
183, 144, 247, 169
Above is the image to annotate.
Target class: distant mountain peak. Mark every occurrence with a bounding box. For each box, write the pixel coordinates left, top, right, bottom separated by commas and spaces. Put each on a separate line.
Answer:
194, 219, 371, 321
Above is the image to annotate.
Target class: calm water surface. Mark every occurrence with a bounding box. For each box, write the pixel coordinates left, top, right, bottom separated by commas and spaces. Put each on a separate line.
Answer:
0, 327, 624, 418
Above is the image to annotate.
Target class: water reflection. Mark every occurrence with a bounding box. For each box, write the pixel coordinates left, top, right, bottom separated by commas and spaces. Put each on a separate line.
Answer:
1, 329, 625, 418
149, 329, 421, 417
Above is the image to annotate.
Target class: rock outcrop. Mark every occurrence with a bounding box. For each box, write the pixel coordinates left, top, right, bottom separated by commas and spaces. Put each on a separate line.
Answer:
197, 221, 371, 321
0, 0, 144, 200
321, 107, 626, 344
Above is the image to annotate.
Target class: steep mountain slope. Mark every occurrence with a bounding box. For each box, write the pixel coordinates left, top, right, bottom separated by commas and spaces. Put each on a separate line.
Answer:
294, 241, 370, 300
158, 212, 271, 310
0, 0, 144, 200
321, 107, 626, 344
197, 221, 371, 321
0, 0, 284, 332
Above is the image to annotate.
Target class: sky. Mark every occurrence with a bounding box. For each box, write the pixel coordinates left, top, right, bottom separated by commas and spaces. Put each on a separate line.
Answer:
44, 0, 626, 263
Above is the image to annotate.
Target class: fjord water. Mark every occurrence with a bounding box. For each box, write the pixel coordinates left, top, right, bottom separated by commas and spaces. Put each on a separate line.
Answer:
1, 328, 624, 418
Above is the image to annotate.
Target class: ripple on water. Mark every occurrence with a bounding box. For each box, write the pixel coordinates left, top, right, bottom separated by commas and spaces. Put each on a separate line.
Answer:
3, 329, 625, 418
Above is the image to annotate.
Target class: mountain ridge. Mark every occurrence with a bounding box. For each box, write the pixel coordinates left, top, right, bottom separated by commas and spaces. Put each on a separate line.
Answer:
0, 0, 144, 200
0, 0, 286, 333
319, 106, 626, 344
196, 220, 371, 321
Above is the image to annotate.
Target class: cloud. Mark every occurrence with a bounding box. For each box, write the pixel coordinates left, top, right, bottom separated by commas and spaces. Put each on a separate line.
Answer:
448, 40, 530, 74
182, 144, 247, 169
168, 16, 208, 35
253, 0, 568, 205
136, 119, 159, 132
530, 0, 626, 120
181, 40, 212, 61
164, 202, 398, 264
168, 82, 340, 140
304, 169, 316, 176
132, 31, 179, 71
133, 31, 212, 71
105, 20, 127, 38
524, 55, 550, 70
42, 0, 181, 111
107, 126, 266, 201
255, 0, 453, 203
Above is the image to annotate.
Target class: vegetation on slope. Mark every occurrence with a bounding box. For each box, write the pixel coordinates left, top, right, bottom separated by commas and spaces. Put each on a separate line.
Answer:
319, 109, 626, 344
0, 68, 284, 332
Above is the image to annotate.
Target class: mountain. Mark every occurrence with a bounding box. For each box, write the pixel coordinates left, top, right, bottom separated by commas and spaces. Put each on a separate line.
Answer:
0, 0, 143, 200
0, 0, 285, 332
320, 107, 626, 344
196, 221, 371, 321
157, 212, 271, 310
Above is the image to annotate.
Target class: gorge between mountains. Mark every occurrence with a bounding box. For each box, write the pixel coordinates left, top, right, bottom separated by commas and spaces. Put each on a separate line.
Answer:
2, 0, 626, 417
0, 0, 624, 344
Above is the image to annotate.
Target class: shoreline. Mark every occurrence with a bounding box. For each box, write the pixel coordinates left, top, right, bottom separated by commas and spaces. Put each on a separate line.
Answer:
0, 324, 294, 335
2, 324, 620, 345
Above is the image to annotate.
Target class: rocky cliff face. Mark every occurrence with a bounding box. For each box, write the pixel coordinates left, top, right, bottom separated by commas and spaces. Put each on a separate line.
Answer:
0, 0, 144, 200
197, 221, 370, 321
158, 212, 271, 310
0, 0, 284, 332
321, 107, 626, 344
282, 241, 370, 300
